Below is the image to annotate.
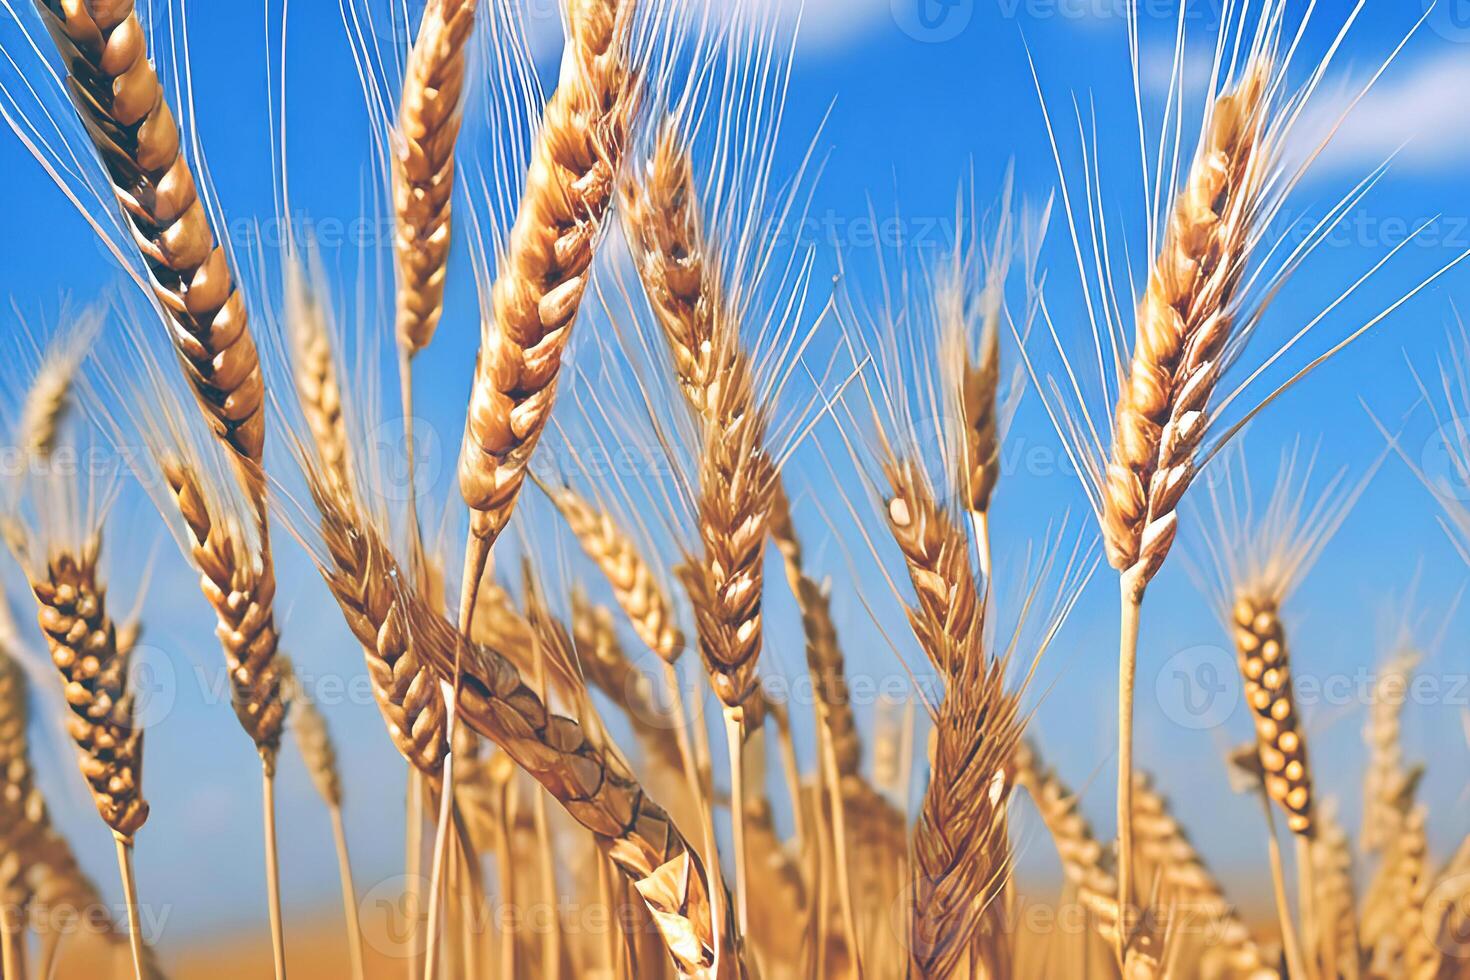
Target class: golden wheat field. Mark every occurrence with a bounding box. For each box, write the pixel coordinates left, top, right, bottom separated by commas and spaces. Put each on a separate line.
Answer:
0, 0, 1467, 977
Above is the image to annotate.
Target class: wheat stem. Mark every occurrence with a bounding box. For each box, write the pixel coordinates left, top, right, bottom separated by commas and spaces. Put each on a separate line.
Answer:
1256, 784, 1309, 980
723, 708, 750, 939
422, 751, 456, 980
263, 763, 287, 980
406, 768, 426, 980
329, 806, 366, 980
1, 898, 25, 980
1116, 587, 1141, 960
112, 835, 145, 980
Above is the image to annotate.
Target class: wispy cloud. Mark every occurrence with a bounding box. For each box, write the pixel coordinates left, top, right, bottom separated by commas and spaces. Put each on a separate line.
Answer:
1301, 50, 1470, 179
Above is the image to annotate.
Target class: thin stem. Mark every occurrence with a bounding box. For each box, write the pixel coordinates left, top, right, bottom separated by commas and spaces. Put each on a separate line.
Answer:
1295, 835, 1319, 980
405, 768, 426, 980
330, 805, 366, 980
263, 764, 288, 980
1258, 790, 1309, 980
722, 707, 750, 938
422, 760, 456, 980
399, 347, 426, 580
531, 788, 561, 974
1115, 586, 1142, 962
2, 889, 29, 980
818, 722, 864, 978
40, 931, 60, 980
494, 773, 519, 980
970, 509, 993, 581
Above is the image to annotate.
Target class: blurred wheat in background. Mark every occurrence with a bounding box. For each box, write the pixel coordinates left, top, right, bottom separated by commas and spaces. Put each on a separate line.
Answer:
0, 0, 1468, 978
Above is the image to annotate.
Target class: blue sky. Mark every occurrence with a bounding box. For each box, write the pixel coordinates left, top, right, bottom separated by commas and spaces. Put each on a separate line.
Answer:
2, 0, 1469, 950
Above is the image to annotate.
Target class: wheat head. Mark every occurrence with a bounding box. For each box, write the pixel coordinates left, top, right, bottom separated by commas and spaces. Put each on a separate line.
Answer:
160, 458, 287, 768
394, 0, 478, 356
7, 529, 148, 840
545, 481, 685, 664
1103, 62, 1270, 599
284, 255, 353, 496
36, 0, 266, 471
282, 659, 343, 810
458, 0, 638, 544
1232, 595, 1313, 836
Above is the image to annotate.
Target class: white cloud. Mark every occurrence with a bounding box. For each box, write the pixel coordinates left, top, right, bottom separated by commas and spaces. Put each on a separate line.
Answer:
1301, 50, 1470, 179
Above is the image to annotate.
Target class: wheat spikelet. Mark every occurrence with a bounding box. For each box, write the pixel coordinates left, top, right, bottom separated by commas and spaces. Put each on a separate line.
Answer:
5, 527, 148, 840
545, 481, 684, 664
1013, 742, 1120, 933
909, 639, 1019, 978
394, 0, 478, 356
35, 0, 266, 470
282, 660, 343, 809
388, 571, 746, 977
294, 463, 447, 776
458, 0, 638, 545
569, 587, 683, 779
768, 487, 861, 779
1232, 596, 1313, 836
1130, 771, 1272, 976
620, 124, 731, 421
17, 314, 95, 460
158, 458, 287, 765
882, 458, 982, 679
1312, 801, 1362, 980
1104, 61, 1271, 597
283, 254, 353, 495
1363, 650, 1421, 855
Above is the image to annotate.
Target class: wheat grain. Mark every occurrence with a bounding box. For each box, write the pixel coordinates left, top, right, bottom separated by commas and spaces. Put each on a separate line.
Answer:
458, 0, 638, 547
36, 0, 266, 472
284, 254, 353, 496
545, 481, 685, 664
1232, 596, 1313, 836
6, 527, 148, 840
394, 0, 478, 356
158, 458, 288, 766
1103, 62, 1271, 596
294, 462, 447, 776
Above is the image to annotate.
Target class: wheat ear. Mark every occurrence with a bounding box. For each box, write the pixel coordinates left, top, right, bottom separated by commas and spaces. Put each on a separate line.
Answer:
36, 0, 266, 471
17, 314, 95, 460
1311, 801, 1361, 980
0, 629, 43, 980
878, 455, 1014, 977
5, 526, 151, 980
1103, 63, 1272, 946
543, 481, 685, 664
295, 464, 448, 777
458, 0, 637, 550
1232, 596, 1314, 836
392, 574, 747, 976
159, 460, 287, 762
394, 0, 477, 357
284, 254, 353, 495
283, 661, 365, 980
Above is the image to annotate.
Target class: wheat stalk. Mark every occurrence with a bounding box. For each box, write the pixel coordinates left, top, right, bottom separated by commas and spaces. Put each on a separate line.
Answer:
283, 659, 365, 980
393, 0, 478, 358
458, 0, 638, 552
1101, 62, 1274, 947
35, 0, 266, 474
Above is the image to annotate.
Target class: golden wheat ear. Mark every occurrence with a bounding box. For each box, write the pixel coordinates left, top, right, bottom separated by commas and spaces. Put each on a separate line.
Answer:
3, 307, 104, 463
